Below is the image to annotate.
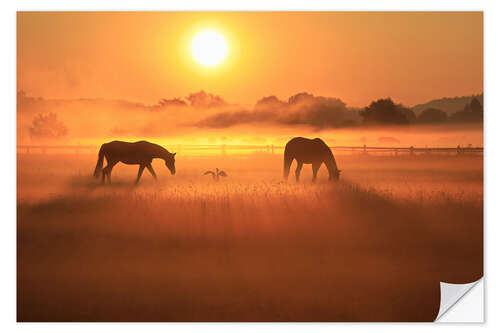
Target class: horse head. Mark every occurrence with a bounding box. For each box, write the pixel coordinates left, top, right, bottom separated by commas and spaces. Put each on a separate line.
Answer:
165, 152, 176, 175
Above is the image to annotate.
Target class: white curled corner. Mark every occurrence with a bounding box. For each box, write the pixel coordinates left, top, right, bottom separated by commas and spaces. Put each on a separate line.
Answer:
435, 278, 483, 322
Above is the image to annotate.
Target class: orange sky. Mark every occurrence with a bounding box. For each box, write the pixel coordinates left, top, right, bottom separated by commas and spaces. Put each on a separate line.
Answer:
17, 12, 483, 108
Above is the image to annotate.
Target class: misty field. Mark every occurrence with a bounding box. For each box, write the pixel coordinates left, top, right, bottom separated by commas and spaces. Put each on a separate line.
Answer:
17, 151, 483, 321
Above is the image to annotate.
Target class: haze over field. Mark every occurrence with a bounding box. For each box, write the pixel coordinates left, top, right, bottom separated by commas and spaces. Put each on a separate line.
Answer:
17, 90, 484, 148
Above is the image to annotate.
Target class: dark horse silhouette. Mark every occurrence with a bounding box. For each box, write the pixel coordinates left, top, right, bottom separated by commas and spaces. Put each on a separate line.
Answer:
283, 137, 341, 182
93, 140, 176, 184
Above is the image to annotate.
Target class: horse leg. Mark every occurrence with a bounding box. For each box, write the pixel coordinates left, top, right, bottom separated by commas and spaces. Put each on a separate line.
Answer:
283, 154, 294, 181
106, 161, 118, 183
101, 165, 109, 184
146, 163, 157, 181
101, 156, 111, 184
312, 162, 321, 183
295, 162, 303, 182
135, 165, 145, 185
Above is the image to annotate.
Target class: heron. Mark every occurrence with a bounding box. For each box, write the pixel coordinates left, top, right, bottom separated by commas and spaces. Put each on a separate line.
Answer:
203, 168, 228, 182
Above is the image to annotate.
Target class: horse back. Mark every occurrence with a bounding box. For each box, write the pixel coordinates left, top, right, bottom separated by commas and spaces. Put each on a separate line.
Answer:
285, 137, 331, 163
101, 141, 155, 163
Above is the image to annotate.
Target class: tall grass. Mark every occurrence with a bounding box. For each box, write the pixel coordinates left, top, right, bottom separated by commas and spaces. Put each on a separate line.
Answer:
17, 153, 483, 321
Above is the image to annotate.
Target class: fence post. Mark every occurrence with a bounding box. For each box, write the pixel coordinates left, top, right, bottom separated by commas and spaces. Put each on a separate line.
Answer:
409, 146, 414, 156
271, 144, 275, 155
456, 145, 461, 156
363, 144, 367, 155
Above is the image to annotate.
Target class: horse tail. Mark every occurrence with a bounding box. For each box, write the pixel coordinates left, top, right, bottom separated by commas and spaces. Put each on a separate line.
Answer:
93, 145, 105, 178
283, 144, 293, 181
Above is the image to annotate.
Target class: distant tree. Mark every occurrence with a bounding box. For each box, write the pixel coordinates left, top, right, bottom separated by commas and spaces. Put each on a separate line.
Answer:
359, 98, 413, 125
449, 98, 483, 123
157, 98, 187, 108
186, 90, 228, 109
29, 112, 68, 140
284, 94, 348, 128
417, 108, 447, 123
254, 96, 287, 110
400, 107, 417, 124
469, 98, 483, 113
288, 92, 315, 105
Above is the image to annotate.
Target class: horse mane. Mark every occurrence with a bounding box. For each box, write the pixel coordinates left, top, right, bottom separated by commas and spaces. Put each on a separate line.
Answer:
137, 141, 172, 158
157, 145, 173, 157
314, 138, 339, 172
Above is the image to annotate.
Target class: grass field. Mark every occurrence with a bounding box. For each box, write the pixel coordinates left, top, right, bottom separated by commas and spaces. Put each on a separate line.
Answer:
17, 152, 483, 321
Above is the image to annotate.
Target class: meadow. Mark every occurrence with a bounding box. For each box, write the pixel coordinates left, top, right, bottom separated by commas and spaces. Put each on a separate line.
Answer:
17, 151, 483, 321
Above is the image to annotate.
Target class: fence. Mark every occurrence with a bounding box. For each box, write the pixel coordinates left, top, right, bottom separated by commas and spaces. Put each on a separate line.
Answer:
16, 144, 483, 156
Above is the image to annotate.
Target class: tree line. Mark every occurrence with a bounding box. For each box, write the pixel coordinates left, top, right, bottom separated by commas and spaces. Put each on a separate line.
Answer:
21, 90, 484, 142
360, 97, 483, 125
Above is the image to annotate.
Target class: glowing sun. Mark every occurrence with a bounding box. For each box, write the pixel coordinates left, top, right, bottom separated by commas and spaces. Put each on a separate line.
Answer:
191, 30, 228, 67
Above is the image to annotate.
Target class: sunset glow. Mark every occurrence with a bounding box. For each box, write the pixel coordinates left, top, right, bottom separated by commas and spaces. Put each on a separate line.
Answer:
191, 30, 228, 67
17, 12, 482, 106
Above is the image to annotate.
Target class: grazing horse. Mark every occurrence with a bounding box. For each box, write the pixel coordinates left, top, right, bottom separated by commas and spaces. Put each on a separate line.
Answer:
283, 137, 341, 182
93, 140, 176, 184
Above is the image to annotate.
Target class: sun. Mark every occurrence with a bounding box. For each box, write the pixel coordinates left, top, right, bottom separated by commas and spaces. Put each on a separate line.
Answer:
191, 30, 228, 67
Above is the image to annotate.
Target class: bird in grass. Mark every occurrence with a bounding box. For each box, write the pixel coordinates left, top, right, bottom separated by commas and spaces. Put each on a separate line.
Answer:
203, 168, 228, 182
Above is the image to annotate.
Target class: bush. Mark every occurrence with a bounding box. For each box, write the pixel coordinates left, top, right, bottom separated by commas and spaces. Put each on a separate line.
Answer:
29, 112, 68, 140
